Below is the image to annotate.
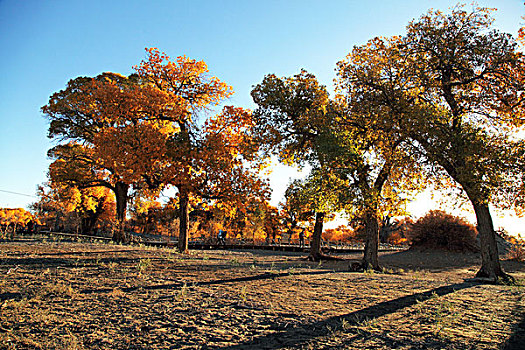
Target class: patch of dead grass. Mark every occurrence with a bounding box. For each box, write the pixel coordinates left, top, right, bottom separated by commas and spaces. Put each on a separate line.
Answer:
0, 241, 523, 349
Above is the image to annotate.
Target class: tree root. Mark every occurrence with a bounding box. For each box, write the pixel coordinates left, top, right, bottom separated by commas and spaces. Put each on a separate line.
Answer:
475, 269, 516, 285
349, 261, 383, 272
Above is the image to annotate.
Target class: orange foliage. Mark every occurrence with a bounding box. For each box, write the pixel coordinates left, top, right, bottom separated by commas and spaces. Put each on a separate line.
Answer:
43, 48, 270, 245
322, 225, 361, 243
0, 208, 36, 235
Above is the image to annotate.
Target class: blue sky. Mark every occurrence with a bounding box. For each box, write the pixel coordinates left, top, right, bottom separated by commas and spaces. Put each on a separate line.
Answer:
1, 0, 524, 233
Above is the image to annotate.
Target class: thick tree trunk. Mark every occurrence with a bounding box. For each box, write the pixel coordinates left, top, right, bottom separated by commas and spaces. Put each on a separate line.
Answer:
308, 212, 325, 261
362, 210, 381, 271
178, 187, 190, 253
81, 198, 106, 235
471, 200, 512, 282
81, 217, 95, 235
113, 182, 129, 243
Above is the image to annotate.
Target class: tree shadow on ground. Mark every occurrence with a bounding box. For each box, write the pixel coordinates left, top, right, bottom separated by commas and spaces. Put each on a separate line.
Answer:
502, 305, 525, 350
379, 249, 525, 275
0, 270, 335, 301
0, 256, 140, 269
12, 249, 148, 257
219, 281, 481, 349
81, 270, 335, 295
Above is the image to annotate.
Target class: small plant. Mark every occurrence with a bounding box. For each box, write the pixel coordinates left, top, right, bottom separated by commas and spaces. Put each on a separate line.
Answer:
229, 258, 242, 266
361, 317, 379, 330
364, 268, 375, 275
494, 275, 520, 286
177, 283, 189, 304
37, 283, 77, 299
110, 287, 126, 298
432, 299, 459, 339
340, 318, 350, 331
239, 286, 247, 301
136, 258, 152, 275
58, 329, 82, 350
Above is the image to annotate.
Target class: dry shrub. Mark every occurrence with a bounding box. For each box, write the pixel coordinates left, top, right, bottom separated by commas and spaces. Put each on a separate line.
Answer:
406, 210, 478, 252
507, 244, 525, 262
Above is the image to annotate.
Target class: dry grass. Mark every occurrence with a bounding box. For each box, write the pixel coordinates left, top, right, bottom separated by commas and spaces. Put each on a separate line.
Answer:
0, 241, 523, 349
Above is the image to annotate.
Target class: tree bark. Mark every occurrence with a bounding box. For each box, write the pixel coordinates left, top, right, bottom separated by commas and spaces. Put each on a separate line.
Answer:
81, 217, 94, 235
362, 209, 381, 271
112, 182, 129, 243
308, 212, 325, 261
178, 187, 190, 253
357, 160, 391, 272
81, 197, 106, 235
470, 199, 512, 282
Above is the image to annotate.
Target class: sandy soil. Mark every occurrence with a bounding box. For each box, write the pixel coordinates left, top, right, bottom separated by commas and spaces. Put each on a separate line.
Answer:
1, 239, 524, 349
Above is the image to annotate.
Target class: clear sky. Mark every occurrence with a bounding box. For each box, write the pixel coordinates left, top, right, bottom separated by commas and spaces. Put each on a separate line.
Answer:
1, 0, 524, 233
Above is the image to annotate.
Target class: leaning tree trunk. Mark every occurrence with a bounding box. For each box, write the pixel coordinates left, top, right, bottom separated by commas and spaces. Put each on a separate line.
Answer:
362, 209, 381, 271
113, 182, 129, 243
178, 187, 190, 253
470, 199, 511, 282
308, 212, 325, 261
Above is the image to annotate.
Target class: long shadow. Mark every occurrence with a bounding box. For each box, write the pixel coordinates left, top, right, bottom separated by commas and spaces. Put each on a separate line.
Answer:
0, 270, 334, 302
0, 256, 141, 269
80, 270, 334, 295
26, 249, 149, 257
219, 281, 480, 349
502, 307, 525, 350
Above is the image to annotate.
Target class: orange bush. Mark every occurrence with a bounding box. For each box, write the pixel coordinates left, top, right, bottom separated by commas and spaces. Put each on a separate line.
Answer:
406, 210, 478, 252
323, 225, 362, 243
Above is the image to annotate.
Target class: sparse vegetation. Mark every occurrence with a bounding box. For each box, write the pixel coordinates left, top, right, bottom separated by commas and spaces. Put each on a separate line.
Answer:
1, 240, 523, 349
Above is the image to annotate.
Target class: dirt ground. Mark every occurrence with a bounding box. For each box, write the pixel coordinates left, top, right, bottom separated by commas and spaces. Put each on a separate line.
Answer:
1, 239, 524, 349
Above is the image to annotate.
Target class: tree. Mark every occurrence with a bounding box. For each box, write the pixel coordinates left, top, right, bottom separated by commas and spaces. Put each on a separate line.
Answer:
252, 70, 421, 267
134, 49, 270, 252
262, 204, 281, 244
0, 208, 34, 237
338, 5, 525, 281
44, 48, 269, 250
251, 71, 344, 260
46, 142, 131, 241
401, 6, 525, 281
32, 181, 115, 235
280, 179, 314, 244
335, 36, 426, 270
129, 195, 178, 236
297, 169, 343, 260
42, 73, 160, 242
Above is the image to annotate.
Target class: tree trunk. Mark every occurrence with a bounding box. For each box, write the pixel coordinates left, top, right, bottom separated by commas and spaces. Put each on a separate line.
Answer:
362, 209, 381, 271
308, 212, 325, 261
81, 217, 93, 235
112, 182, 129, 243
471, 200, 512, 282
81, 199, 105, 235
178, 187, 190, 253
